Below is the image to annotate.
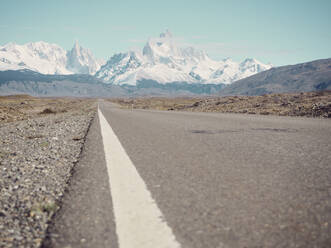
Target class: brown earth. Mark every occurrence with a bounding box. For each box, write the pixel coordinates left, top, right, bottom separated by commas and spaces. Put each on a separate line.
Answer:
0, 95, 96, 124
109, 91, 331, 118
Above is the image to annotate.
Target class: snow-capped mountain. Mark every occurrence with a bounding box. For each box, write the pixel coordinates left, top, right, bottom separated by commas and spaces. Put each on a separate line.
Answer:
96, 30, 272, 85
0, 32, 271, 85
0, 41, 103, 75
66, 41, 101, 74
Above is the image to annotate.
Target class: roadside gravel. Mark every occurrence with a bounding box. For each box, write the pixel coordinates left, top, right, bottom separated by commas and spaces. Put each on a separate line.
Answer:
0, 103, 96, 247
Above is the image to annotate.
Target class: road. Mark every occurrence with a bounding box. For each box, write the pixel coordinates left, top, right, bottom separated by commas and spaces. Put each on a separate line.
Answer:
46, 100, 331, 248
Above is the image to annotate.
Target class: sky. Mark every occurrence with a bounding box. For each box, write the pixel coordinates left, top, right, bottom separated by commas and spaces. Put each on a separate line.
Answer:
0, 0, 330, 66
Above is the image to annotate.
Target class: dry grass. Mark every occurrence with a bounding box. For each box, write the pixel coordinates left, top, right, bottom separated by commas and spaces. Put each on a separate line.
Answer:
0, 95, 96, 124
109, 91, 331, 118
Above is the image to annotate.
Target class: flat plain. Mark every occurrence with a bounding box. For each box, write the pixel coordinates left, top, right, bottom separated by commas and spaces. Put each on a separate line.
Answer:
110, 91, 331, 118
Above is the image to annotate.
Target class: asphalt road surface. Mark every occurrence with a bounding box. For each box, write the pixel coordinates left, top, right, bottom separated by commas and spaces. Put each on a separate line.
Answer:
46, 100, 331, 248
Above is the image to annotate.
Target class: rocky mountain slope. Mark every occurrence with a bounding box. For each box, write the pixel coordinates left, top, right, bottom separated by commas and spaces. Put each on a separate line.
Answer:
95, 30, 272, 85
219, 58, 331, 95
0, 41, 103, 75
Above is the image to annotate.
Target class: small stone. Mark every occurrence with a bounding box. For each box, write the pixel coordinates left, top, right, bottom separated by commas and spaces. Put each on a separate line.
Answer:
15, 236, 23, 241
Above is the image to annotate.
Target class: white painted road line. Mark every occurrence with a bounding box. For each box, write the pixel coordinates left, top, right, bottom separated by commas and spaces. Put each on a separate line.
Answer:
98, 108, 181, 248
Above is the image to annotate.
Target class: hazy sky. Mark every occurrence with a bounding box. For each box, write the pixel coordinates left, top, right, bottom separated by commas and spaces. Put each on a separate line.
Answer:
1, 0, 330, 66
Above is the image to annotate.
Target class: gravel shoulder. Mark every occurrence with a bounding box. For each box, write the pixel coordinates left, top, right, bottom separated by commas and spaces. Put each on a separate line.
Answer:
42, 111, 118, 248
0, 96, 96, 247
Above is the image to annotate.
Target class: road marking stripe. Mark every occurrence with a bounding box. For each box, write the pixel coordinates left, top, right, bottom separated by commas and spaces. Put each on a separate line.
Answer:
98, 108, 181, 248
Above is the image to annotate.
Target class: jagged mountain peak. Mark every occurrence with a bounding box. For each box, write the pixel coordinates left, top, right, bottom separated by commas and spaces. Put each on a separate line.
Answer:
66, 41, 102, 75
160, 29, 173, 39
143, 30, 180, 60
71, 40, 91, 55
96, 31, 272, 85
71, 40, 82, 55
142, 30, 210, 67
74, 40, 79, 48
70, 40, 89, 55
240, 58, 260, 65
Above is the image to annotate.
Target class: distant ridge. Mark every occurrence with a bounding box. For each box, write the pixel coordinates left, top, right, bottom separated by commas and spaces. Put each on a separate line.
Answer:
0, 69, 125, 97
219, 58, 331, 96
0, 69, 224, 97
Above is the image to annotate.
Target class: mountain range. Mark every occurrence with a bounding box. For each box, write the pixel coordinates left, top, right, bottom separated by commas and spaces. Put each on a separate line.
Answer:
96, 30, 272, 85
0, 31, 329, 97
1, 58, 329, 97
0, 31, 271, 86
0, 40, 103, 75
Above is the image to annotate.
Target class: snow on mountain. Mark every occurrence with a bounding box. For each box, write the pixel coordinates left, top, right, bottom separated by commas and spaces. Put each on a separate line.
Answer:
66, 41, 102, 74
0, 32, 271, 84
0, 41, 70, 74
0, 41, 103, 75
96, 30, 272, 85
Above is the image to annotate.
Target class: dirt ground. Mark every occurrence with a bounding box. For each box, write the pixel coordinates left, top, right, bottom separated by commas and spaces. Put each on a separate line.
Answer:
110, 91, 331, 118
0, 95, 96, 124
